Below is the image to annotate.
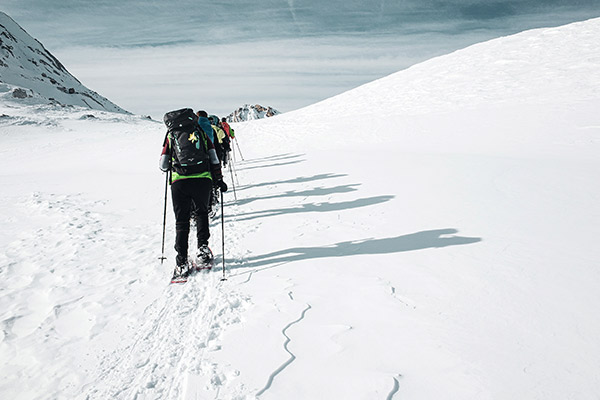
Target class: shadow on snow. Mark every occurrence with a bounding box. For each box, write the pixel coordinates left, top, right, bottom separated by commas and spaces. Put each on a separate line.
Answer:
237, 173, 348, 191
229, 195, 394, 222
233, 184, 361, 206
235, 159, 305, 171
233, 153, 304, 166
233, 229, 482, 271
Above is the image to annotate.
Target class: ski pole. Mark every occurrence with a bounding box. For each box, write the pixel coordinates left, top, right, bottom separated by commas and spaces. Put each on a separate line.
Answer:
229, 161, 238, 202
159, 170, 169, 264
220, 189, 227, 281
229, 153, 240, 186
234, 138, 245, 161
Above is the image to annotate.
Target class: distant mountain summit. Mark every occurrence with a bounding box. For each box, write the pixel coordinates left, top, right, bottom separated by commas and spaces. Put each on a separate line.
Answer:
0, 11, 127, 113
226, 104, 280, 122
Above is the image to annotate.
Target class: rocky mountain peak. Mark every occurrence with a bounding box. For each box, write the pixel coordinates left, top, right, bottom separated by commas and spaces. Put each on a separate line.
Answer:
0, 11, 127, 113
226, 104, 280, 122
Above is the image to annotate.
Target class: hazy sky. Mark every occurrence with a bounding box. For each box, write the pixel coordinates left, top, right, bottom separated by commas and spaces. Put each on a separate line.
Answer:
2, 1, 599, 118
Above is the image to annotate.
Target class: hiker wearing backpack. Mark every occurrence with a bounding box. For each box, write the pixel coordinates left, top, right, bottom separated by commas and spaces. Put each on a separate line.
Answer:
221, 117, 231, 138
196, 110, 215, 141
197, 112, 225, 165
213, 121, 231, 167
195, 112, 227, 216
222, 117, 236, 139
160, 108, 228, 281
219, 118, 233, 161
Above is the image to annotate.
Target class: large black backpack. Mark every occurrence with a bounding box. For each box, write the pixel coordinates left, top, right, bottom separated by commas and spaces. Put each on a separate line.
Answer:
163, 108, 210, 176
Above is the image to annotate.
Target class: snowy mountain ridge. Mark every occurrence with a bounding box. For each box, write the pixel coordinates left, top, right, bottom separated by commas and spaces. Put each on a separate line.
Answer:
226, 103, 280, 122
0, 11, 126, 113
298, 17, 600, 118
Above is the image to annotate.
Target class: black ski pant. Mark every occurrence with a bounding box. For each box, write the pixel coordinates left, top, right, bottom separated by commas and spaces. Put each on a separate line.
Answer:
171, 177, 212, 265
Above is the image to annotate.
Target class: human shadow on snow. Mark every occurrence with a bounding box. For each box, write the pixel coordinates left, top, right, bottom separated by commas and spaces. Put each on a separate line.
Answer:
229, 195, 394, 222
234, 184, 361, 206
235, 229, 482, 270
238, 173, 348, 191
235, 159, 305, 171
235, 153, 304, 166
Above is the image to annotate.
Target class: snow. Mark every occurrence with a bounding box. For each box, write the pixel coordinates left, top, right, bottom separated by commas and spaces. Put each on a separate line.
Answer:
1, 17, 600, 400
0, 11, 127, 113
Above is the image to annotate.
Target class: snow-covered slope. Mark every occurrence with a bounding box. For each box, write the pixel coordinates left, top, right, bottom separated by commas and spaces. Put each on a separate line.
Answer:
0, 12, 126, 113
306, 17, 600, 117
251, 17, 600, 152
1, 18, 599, 400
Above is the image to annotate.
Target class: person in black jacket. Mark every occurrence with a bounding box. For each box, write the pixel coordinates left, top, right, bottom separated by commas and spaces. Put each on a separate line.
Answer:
160, 108, 228, 281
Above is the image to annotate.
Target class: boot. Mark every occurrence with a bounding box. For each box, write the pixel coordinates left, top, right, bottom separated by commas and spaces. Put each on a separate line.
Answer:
171, 256, 189, 283
197, 244, 214, 265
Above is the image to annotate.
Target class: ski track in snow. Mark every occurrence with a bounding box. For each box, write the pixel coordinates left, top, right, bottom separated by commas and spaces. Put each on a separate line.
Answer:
85, 272, 246, 399
81, 194, 252, 399
0, 187, 252, 399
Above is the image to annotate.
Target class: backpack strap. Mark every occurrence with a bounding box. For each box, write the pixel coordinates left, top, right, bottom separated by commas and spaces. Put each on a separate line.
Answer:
162, 131, 173, 184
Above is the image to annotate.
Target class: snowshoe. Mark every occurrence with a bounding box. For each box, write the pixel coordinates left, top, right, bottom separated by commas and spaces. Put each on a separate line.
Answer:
170, 262, 190, 284
195, 244, 214, 271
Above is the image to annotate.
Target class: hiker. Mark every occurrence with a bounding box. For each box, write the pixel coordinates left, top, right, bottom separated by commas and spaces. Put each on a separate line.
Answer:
221, 117, 236, 140
199, 112, 226, 166
195, 112, 228, 216
196, 110, 215, 143
213, 120, 231, 167
220, 118, 233, 161
212, 118, 228, 165
220, 128, 231, 166
221, 117, 232, 138
160, 108, 228, 281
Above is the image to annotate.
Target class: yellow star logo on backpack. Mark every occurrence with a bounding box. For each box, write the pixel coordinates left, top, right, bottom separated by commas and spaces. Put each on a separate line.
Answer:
188, 132, 198, 143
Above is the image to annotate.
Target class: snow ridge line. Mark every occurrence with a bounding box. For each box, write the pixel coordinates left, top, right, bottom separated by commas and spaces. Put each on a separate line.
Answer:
255, 302, 312, 397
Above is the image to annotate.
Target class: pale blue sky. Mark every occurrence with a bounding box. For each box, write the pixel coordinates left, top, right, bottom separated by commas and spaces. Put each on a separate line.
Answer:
3, 1, 599, 118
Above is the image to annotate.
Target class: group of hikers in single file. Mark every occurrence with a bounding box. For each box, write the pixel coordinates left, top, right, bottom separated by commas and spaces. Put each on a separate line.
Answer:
159, 108, 237, 283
